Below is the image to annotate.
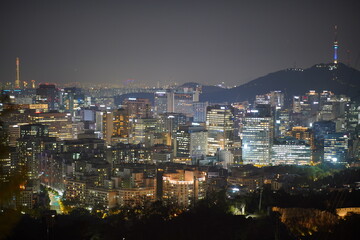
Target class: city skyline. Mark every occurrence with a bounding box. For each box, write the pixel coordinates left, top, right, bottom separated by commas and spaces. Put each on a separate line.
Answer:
1, 0, 360, 87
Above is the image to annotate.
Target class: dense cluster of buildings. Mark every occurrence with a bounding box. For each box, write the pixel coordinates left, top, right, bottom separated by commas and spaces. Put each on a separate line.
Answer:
0, 79, 359, 211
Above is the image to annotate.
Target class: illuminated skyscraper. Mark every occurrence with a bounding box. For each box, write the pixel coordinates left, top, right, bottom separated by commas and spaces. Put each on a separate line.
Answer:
17, 135, 57, 180
175, 125, 207, 159
130, 118, 157, 145
345, 102, 360, 132
156, 112, 187, 145
274, 109, 290, 137
242, 114, 274, 165
206, 105, 234, 155
193, 101, 208, 123
167, 87, 200, 117
154, 91, 168, 116
62, 87, 85, 115
103, 109, 129, 145
324, 133, 348, 163
271, 137, 311, 165
30, 112, 74, 140
287, 126, 315, 149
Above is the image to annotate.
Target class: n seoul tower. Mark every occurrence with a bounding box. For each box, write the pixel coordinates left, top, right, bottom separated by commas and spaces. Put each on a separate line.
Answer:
333, 25, 339, 64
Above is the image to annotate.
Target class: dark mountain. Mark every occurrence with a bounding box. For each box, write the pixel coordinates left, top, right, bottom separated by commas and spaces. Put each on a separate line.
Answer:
115, 63, 360, 104
199, 63, 360, 103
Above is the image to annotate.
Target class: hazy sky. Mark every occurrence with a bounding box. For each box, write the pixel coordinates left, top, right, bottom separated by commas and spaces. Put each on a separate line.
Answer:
1, 0, 359, 87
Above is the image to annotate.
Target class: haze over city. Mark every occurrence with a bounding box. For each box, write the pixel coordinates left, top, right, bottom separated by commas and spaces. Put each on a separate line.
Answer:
1, 0, 360, 87
1, 1, 360, 240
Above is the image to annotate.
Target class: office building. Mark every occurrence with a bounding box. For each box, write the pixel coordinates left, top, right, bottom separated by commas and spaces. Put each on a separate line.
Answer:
242, 115, 273, 165
324, 133, 349, 163
271, 137, 312, 165
35, 84, 61, 111
206, 105, 234, 156
122, 98, 152, 119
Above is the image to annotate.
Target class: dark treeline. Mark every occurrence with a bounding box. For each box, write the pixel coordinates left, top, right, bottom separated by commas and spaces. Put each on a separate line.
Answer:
5, 192, 294, 240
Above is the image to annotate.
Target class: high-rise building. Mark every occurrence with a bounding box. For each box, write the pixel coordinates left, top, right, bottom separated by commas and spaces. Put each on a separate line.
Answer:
175, 125, 207, 159
156, 112, 187, 146
0, 150, 12, 183
312, 121, 336, 145
269, 91, 284, 109
193, 102, 208, 123
271, 137, 312, 165
206, 105, 234, 156
154, 91, 168, 116
242, 115, 274, 165
274, 109, 290, 137
20, 124, 49, 138
111, 143, 150, 165
305, 90, 320, 114
189, 128, 208, 160
345, 102, 360, 133
167, 87, 200, 117
62, 87, 85, 115
287, 126, 315, 149
324, 133, 348, 163
292, 96, 301, 113
103, 109, 130, 145
122, 98, 152, 119
16, 136, 58, 180
35, 84, 61, 111
112, 109, 130, 143
130, 118, 157, 145
319, 91, 334, 108
95, 111, 104, 139
255, 91, 284, 109
30, 112, 74, 140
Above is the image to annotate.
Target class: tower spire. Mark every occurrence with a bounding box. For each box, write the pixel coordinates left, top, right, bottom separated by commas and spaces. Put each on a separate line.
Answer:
333, 25, 339, 64
15, 57, 20, 88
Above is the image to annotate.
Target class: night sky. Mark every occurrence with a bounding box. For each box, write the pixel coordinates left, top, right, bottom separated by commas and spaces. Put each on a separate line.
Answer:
1, 0, 359, 87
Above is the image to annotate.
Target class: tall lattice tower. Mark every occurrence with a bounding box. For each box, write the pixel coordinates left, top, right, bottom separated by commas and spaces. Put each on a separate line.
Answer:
15, 57, 20, 88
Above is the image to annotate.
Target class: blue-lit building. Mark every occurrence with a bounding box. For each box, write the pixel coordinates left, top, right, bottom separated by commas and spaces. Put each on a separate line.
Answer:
324, 133, 349, 163
193, 101, 208, 123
